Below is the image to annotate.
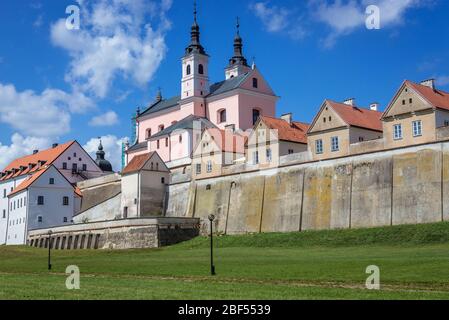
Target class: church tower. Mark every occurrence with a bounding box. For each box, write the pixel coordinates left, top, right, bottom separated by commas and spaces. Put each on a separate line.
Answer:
225, 18, 251, 80
181, 1, 210, 100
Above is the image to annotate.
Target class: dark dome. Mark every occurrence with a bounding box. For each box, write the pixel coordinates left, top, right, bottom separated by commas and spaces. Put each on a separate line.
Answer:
95, 140, 113, 172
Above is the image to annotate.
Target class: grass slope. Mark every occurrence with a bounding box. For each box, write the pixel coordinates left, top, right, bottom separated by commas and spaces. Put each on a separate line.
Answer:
2, 222, 449, 300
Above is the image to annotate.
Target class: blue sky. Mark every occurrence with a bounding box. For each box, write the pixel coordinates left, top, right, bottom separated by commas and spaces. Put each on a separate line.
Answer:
0, 0, 449, 170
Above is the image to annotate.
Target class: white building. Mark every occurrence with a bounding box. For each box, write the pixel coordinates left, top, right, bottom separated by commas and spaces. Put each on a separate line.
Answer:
0, 141, 106, 245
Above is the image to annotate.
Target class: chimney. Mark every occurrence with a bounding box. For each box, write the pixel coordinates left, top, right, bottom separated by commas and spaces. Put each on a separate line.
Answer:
225, 124, 236, 133
370, 102, 379, 111
343, 98, 355, 106
420, 78, 435, 90
281, 113, 293, 125
33, 150, 39, 154
52, 143, 59, 148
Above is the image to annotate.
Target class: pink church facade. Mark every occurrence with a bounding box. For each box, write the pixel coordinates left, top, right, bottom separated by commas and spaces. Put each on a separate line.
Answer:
126, 10, 278, 168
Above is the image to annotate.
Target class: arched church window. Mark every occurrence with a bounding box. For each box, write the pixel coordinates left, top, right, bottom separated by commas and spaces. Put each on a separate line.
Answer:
252, 109, 261, 125
186, 64, 191, 75
198, 64, 204, 75
219, 109, 227, 123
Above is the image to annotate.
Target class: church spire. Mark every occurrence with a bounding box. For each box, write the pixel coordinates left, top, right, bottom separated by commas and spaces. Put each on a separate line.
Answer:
185, 0, 206, 55
228, 17, 248, 68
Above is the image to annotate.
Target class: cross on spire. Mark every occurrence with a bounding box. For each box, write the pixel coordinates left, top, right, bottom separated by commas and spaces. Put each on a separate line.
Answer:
194, 0, 197, 23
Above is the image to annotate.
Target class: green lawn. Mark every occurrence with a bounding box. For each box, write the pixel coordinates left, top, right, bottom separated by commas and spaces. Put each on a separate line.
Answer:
2, 222, 449, 300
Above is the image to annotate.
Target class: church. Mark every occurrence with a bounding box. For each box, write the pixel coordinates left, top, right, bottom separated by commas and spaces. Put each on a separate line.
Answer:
125, 6, 278, 170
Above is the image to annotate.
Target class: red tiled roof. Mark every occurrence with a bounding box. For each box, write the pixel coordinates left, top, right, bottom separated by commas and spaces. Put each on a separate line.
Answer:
8, 166, 51, 197
326, 100, 383, 132
0, 141, 75, 181
122, 152, 155, 175
406, 80, 449, 111
9, 165, 83, 198
260, 116, 309, 144
205, 128, 246, 154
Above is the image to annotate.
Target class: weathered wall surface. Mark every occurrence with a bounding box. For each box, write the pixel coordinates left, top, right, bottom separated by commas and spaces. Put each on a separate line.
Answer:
166, 141, 449, 235
28, 218, 200, 250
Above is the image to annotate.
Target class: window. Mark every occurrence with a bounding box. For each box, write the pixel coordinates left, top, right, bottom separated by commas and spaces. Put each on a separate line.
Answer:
331, 136, 339, 152
63, 217, 68, 223
161, 177, 166, 184
3, 189, 5, 198
123, 207, 128, 219
37, 216, 43, 223
62, 162, 67, 170
82, 164, 87, 171
63, 196, 69, 206
74, 153, 77, 157
186, 64, 191, 75
179, 135, 183, 143
196, 164, 202, 174
253, 151, 259, 165
207, 161, 213, 173
165, 138, 169, 147
158, 125, 164, 132
37, 196, 44, 205
146, 129, 152, 140
266, 149, 272, 163
252, 109, 260, 125
198, 64, 204, 75
72, 163, 78, 172
402, 100, 406, 105
252, 78, 258, 88
315, 139, 323, 154
409, 98, 413, 104
412, 120, 422, 137
2, 210, 5, 219
288, 149, 294, 155
323, 118, 326, 123
49, 178, 55, 185
445, 120, 449, 127
359, 137, 365, 142
329, 116, 332, 122
157, 140, 160, 149
394, 124, 403, 140
219, 109, 227, 123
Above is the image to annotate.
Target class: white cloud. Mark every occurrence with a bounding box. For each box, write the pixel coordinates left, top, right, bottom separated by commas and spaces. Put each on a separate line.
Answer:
51, 0, 172, 98
251, 0, 430, 47
0, 83, 94, 138
314, 0, 423, 46
250, 2, 307, 40
33, 14, 44, 28
0, 134, 51, 170
83, 135, 128, 172
89, 111, 119, 127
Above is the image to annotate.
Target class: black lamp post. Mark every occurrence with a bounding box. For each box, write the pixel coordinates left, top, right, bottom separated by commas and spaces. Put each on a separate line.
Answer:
48, 230, 52, 271
208, 214, 216, 276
